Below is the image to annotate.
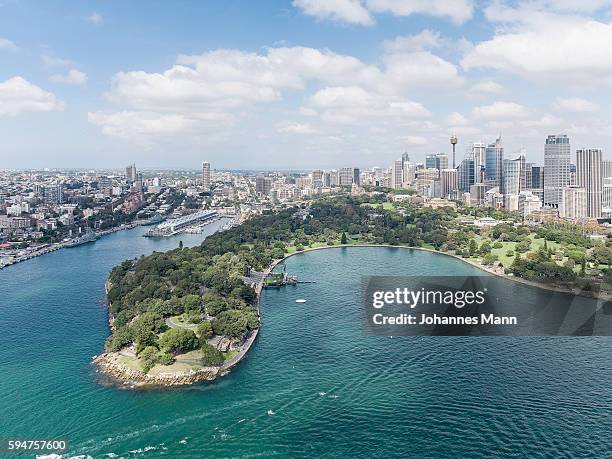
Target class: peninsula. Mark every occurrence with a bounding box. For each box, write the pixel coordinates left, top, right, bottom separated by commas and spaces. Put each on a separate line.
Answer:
94, 194, 612, 387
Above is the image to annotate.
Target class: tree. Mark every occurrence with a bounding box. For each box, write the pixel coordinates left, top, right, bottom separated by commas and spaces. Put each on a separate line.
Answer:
140, 346, 159, 373
158, 328, 199, 354
106, 326, 132, 352
197, 320, 213, 340
158, 351, 175, 365
341, 232, 348, 244
468, 239, 477, 257
200, 343, 225, 366
212, 309, 259, 337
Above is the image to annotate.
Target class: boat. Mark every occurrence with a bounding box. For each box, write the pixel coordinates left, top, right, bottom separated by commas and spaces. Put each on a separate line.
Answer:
142, 213, 165, 226
65, 230, 99, 248
267, 410, 275, 416
295, 299, 307, 303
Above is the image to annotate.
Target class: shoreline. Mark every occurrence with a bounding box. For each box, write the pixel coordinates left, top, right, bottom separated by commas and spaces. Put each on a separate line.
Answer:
94, 242, 610, 389
278, 244, 611, 300
0, 221, 143, 270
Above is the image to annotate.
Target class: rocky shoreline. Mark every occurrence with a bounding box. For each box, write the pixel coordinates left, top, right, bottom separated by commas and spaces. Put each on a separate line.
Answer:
92, 352, 225, 388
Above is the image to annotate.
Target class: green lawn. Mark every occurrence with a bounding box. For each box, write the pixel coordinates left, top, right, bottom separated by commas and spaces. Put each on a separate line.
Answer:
360, 202, 395, 210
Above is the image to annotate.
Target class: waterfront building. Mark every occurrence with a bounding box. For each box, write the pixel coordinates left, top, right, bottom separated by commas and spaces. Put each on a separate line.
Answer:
544, 135, 571, 208
202, 161, 211, 191
560, 186, 587, 219
576, 148, 602, 218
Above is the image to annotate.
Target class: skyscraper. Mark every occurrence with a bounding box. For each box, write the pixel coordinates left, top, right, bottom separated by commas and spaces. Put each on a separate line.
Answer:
576, 148, 602, 218
440, 169, 458, 198
485, 136, 503, 190
202, 161, 211, 191
125, 163, 137, 183
502, 154, 526, 196
390, 160, 403, 189
353, 168, 360, 186
458, 152, 475, 192
544, 135, 571, 208
472, 142, 486, 183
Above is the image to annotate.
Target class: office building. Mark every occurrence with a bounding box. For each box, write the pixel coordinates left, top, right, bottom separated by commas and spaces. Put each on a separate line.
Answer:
560, 186, 587, 219
440, 169, 458, 198
485, 136, 504, 190
390, 160, 403, 190
544, 135, 571, 208
502, 154, 526, 196
425, 153, 449, 171
472, 142, 487, 183
576, 148, 602, 218
339, 167, 354, 186
458, 155, 475, 192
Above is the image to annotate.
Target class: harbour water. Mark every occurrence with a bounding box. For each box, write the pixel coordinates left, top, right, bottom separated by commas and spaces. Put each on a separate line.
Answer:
1, 237, 610, 457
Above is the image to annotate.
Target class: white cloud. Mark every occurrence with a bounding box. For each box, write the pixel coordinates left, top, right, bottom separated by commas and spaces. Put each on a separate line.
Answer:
0, 38, 17, 51
50, 69, 87, 85
445, 112, 470, 126
292, 0, 374, 25
472, 101, 529, 120
383, 51, 463, 90
87, 111, 201, 143
277, 122, 319, 134
306, 86, 431, 124
554, 97, 598, 112
0, 77, 63, 116
383, 30, 441, 52
294, 0, 474, 25
403, 135, 428, 145
366, 0, 474, 24
463, 4, 612, 85
42, 54, 75, 67
85, 11, 103, 25
470, 80, 504, 94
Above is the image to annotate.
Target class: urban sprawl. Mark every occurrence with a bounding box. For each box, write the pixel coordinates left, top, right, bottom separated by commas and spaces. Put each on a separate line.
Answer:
1, 133, 611, 269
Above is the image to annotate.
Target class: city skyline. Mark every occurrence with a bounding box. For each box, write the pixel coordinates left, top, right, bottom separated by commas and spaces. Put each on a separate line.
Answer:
3, 1, 612, 168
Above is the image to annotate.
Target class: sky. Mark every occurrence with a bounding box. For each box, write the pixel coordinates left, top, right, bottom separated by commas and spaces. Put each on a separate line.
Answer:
2, 0, 612, 170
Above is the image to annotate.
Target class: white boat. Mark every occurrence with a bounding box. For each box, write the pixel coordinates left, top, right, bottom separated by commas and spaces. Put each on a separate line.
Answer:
267, 410, 275, 416
295, 299, 307, 303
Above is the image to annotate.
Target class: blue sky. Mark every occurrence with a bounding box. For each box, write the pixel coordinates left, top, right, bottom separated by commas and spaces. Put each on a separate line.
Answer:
1, 0, 612, 169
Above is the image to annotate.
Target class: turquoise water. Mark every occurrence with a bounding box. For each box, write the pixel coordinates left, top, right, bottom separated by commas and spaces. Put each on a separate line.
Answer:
1, 234, 611, 458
